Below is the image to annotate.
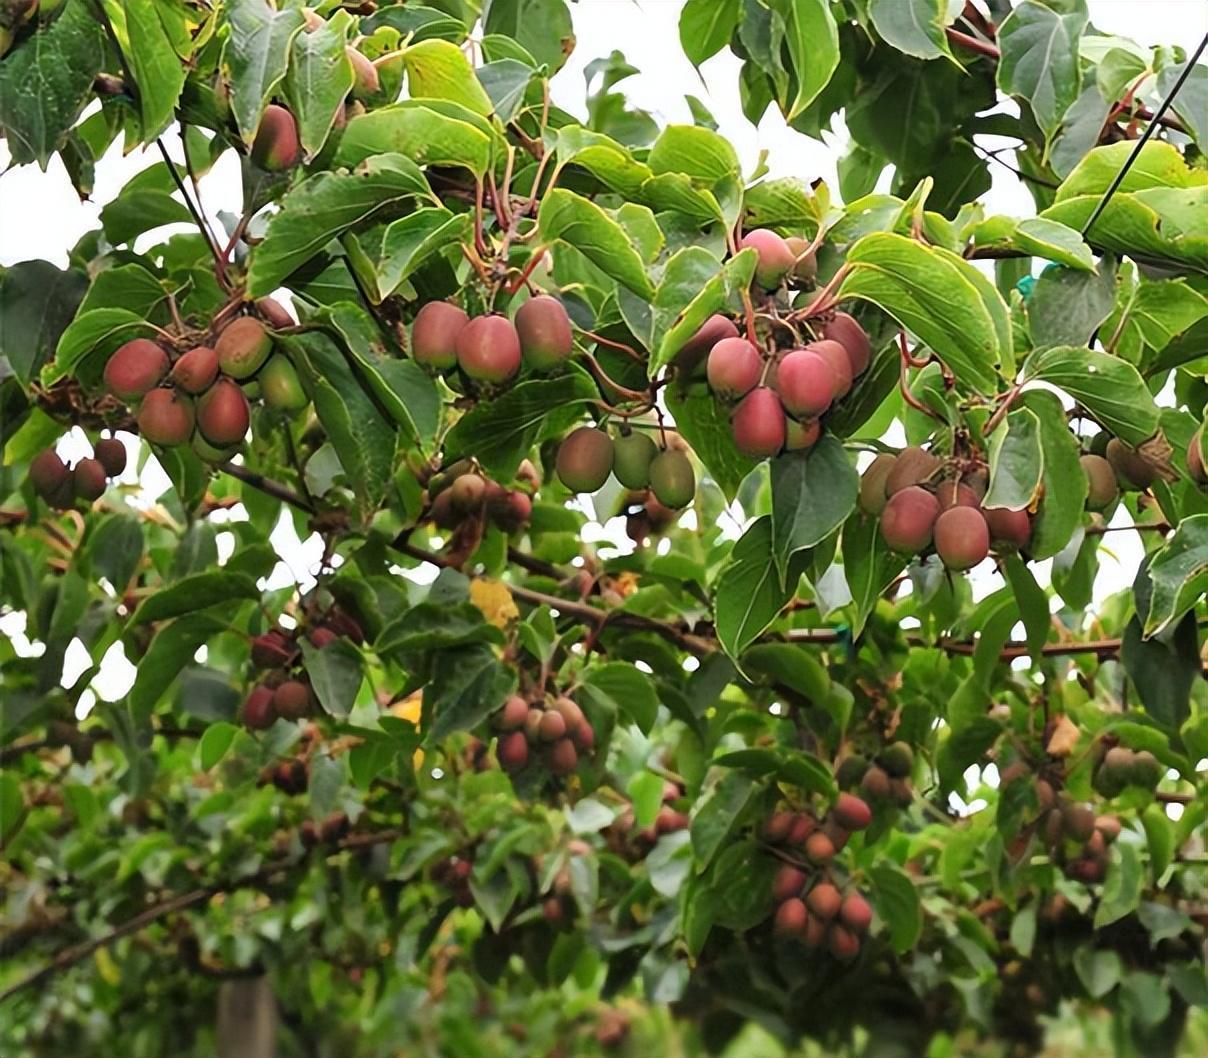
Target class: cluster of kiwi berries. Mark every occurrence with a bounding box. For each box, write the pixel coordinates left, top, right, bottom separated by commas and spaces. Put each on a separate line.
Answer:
604, 781, 690, 856
410, 294, 575, 382
492, 692, 595, 777
260, 756, 309, 796
27, 436, 126, 509
428, 459, 534, 534
102, 299, 307, 462
837, 741, 916, 810
764, 793, 875, 958
300, 811, 351, 849
555, 425, 696, 509
241, 607, 364, 731
432, 854, 476, 907
1092, 744, 1164, 798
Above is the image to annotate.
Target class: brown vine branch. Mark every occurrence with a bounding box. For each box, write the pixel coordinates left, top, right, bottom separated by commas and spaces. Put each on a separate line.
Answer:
218, 462, 315, 514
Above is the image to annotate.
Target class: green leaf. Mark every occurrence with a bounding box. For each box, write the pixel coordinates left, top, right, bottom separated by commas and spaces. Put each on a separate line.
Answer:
869, 864, 923, 953
128, 616, 226, 718
333, 101, 495, 175
284, 9, 355, 160
868, 0, 958, 63
714, 517, 805, 660
1074, 948, 1122, 999
222, 0, 306, 145
1020, 389, 1087, 560
649, 124, 740, 185
580, 662, 659, 734
838, 232, 1006, 392
476, 59, 535, 122
741, 643, 829, 703
769, 437, 858, 584
773, 0, 839, 121
0, 773, 25, 846
1141, 805, 1174, 882
664, 386, 756, 504
537, 189, 654, 298
130, 572, 258, 625
1024, 345, 1159, 446
376, 601, 499, 654
481, 0, 574, 74
299, 640, 364, 719
1157, 60, 1208, 155
403, 38, 493, 115
679, 0, 741, 66
199, 722, 238, 771
1094, 841, 1143, 928
996, 0, 1087, 141
0, 0, 106, 168
344, 207, 472, 302
840, 510, 907, 637
690, 770, 755, 872
984, 407, 1043, 512
1003, 555, 1049, 660
973, 216, 1096, 272
1054, 141, 1208, 203
652, 248, 756, 373
1143, 515, 1208, 638
106, 0, 188, 140
247, 154, 433, 297
100, 190, 193, 246
85, 515, 144, 592
1025, 260, 1117, 351
0, 261, 88, 387
424, 644, 516, 740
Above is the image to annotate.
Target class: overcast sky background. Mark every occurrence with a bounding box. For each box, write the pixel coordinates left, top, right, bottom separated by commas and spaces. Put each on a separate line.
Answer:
1, 1, 1205, 718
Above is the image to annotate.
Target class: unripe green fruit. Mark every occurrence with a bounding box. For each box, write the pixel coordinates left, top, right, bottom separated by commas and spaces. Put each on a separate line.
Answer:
556, 427, 614, 493
515, 294, 574, 370
255, 296, 294, 329
138, 389, 195, 446
29, 448, 69, 500
273, 679, 311, 720
456, 314, 522, 382
784, 235, 817, 282
1062, 803, 1096, 843
197, 379, 251, 446
72, 458, 107, 502
1188, 426, 1207, 484
836, 755, 869, 789
775, 348, 833, 417
739, 228, 795, 289
1088, 430, 1110, 456
808, 339, 853, 398
1105, 438, 1157, 490
784, 417, 821, 451
347, 47, 379, 99
839, 892, 872, 933
170, 345, 219, 394
411, 302, 468, 369
498, 730, 529, 771
549, 737, 578, 775
880, 742, 914, 779
731, 387, 786, 458
984, 506, 1031, 550
449, 473, 486, 512
706, 337, 762, 399
821, 311, 872, 377
935, 479, 981, 511
774, 897, 808, 938
772, 865, 808, 903
1081, 453, 1118, 511
192, 433, 239, 463
648, 450, 695, 509
860, 764, 891, 800
827, 924, 860, 960
675, 314, 740, 375
105, 339, 168, 400
885, 446, 940, 495
216, 317, 272, 379
251, 104, 301, 171
934, 506, 990, 571
261, 354, 309, 412
879, 486, 939, 553
858, 454, 896, 515
832, 792, 872, 831
1130, 750, 1162, 789
242, 685, 276, 730
93, 438, 126, 478
806, 882, 841, 920
612, 430, 658, 489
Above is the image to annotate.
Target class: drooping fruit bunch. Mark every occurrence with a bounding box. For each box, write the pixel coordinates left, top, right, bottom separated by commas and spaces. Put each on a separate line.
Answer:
554, 426, 697, 509
491, 693, 595, 777
428, 459, 535, 535
260, 756, 309, 795
836, 742, 916, 810
1092, 744, 1164, 797
27, 437, 127, 509
603, 782, 689, 856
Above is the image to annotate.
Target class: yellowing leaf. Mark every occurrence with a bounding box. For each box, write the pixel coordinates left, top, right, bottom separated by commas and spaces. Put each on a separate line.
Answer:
1045, 714, 1080, 757
470, 578, 519, 628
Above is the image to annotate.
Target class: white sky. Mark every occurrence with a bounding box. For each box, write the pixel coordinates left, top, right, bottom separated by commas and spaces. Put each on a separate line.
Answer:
1, 1, 1203, 699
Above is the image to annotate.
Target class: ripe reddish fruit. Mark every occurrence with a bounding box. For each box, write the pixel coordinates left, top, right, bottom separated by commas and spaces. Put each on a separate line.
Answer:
497, 730, 529, 771
272, 680, 310, 720
515, 294, 574, 370
649, 450, 695, 509
675, 314, 740, 375
785, 235, 817, 282
858, 454, 897, 515
808, 339, 853, 398
255, 296, 294, 329
739, 229, 795, 289
523, 708, 544, 743
772, 865, 808, 903
839, 891, 873, 933
776, 349, 834, 417
242, 685, 277, 730
822, 311, 872, 377
984, 506, 1032, 550
93, 438, 127, 478
496, 695, 530, 731
412, 301, 469, 370
732, 387, 786, 458
556, 427, 614, 493
707, 337, 763, 399
251, 630, 294, 668
490, 488, 532, 532
1081, 453, 1118, 510
788, 814, 817, 845
538, 709, 567, 742
215, 317, 272, 379
832, 793, 872, 832
29, 449, 69, 500
104, 339, 169, 400
251, 104, 301, 171
308, 626, 338, 649
1062, 803, 1096, 842
885, 446, 940, 495
552, 696, 585, 730
69, 458, 105, 502
456, 314, 522, 382
1094, 815, 1122, 843
804, 830, 836, 864
1188, 427, 1207, 484
935, 479, 981, 511
138, 389, 195, 446
934, 506, 990, 571
773, 897, 808, 937
806, 882, 842, 920
1106, 438, 1158, 490
612, 430, 658, 489
762, 811, 795, 843
572, 721, 595, 752
804, 912, 827, 949
655, 807, 688, 834
549, 737, 578, 775
197, 378, 251, 446
449, 473, 486, 513
785, 417, 822, 451
860, 765, 891, 800
828, 924, 861, 960
170, 345, 220, 394
879, 486, 939, 553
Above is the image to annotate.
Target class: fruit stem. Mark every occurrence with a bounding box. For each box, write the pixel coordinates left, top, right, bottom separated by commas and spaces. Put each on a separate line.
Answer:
795, 263, 850, 321
982, 378, 1025, 437
505, 246, 547, 296
155, 138, 229, 292
582, 351, 650, 403
472, 178, 489, 257
898, 333, 945, 422
575, 327, 644, 362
